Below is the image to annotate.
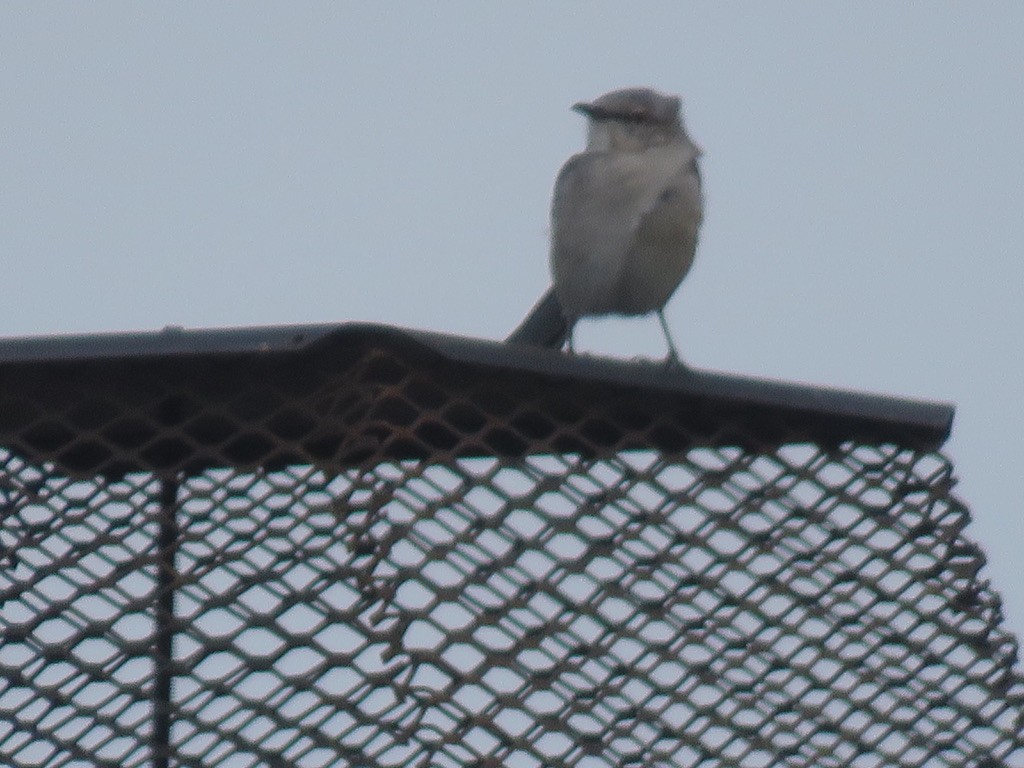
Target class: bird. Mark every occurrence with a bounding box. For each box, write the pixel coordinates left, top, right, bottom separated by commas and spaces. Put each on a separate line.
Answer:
507, 87, 703, 363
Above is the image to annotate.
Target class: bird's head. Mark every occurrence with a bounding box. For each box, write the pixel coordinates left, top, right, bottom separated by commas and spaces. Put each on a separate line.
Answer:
573, 87, 687, 153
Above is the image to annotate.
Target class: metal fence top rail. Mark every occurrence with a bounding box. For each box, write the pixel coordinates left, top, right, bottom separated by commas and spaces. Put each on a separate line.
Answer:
0, 323, 954, 474
4, 322, 1021, 768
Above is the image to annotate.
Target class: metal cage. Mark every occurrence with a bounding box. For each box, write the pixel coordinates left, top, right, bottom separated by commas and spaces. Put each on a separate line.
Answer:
1, 324, 1021, 767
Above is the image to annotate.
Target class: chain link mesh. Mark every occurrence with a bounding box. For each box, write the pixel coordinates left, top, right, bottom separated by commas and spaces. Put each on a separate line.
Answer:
1, 336, 1022, 767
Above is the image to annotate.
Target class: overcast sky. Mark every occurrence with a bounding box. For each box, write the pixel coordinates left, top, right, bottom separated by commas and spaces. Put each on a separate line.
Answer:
2, 4, 1022, 644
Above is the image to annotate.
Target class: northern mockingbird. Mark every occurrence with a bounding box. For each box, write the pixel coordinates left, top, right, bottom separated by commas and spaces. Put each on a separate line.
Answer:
508, 87, 703, 363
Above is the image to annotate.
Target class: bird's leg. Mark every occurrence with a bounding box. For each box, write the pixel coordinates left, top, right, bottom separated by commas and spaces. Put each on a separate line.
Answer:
566, 326, 576, 355
657, 310, 685, 368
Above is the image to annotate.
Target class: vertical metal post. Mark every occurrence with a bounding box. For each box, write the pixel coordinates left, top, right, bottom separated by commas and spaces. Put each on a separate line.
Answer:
152, 475, 180, 768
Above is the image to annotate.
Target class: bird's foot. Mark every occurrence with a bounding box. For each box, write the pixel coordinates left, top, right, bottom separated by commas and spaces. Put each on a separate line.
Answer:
662, 353, 690, 372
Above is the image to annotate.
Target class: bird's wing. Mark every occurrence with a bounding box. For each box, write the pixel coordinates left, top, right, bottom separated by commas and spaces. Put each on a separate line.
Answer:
549, 148, 694, 317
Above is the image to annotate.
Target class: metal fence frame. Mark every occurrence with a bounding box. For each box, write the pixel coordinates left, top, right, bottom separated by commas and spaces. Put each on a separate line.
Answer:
0, 323, 1020, 768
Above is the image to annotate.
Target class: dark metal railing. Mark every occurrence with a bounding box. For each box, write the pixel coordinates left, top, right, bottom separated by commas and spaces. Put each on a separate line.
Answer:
0, 324, 1019, 768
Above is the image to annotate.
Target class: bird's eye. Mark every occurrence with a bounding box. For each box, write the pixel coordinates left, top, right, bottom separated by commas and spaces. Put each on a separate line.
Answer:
626, 111, 646, 124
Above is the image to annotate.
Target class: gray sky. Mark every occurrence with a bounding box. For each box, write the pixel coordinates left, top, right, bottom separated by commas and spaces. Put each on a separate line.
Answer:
3, 4, 1022, 643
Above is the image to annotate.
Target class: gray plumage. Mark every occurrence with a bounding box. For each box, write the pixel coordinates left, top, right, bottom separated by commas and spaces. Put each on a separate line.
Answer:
506, 286, 569, 348
508, 87, 703, 361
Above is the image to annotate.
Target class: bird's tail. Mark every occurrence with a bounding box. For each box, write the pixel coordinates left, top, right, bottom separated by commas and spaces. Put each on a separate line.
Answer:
506, 286, 570, 349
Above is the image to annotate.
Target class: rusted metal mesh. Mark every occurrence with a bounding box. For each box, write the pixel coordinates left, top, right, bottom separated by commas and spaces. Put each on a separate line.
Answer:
1, 342, 1022, 767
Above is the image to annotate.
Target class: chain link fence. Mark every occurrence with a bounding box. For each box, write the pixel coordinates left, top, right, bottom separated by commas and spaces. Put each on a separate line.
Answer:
1, 325, 1021, 767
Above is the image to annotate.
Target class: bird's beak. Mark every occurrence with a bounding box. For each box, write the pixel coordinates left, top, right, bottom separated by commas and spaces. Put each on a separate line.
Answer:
571, 101, 595, 117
